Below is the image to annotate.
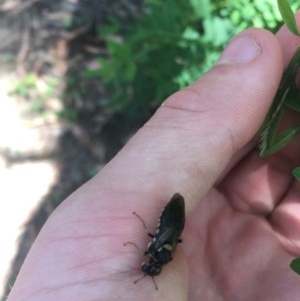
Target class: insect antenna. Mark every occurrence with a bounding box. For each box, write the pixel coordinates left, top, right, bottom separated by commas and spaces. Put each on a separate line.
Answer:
132, 211, 154, 238
123, 241, 142, 254
132, 211, 147, 229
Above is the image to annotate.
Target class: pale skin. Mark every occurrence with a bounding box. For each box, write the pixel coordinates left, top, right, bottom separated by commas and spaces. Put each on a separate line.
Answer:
6, 17, 300, 301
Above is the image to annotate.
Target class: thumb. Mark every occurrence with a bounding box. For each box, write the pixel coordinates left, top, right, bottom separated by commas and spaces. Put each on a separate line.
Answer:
94, 28, 283, 211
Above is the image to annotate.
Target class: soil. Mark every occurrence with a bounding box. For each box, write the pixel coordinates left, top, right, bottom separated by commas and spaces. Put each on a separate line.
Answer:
0, 0, 150, 299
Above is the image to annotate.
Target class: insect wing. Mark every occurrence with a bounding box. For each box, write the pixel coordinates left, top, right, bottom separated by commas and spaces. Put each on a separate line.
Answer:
159, 193, 185, 237
148, 193, 185, 263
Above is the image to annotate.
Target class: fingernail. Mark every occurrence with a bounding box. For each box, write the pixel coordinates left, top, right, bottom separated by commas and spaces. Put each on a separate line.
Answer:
217, 35, 261, 64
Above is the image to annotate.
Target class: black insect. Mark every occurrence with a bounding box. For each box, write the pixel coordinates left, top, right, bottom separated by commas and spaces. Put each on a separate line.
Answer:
132, 193, 185, 289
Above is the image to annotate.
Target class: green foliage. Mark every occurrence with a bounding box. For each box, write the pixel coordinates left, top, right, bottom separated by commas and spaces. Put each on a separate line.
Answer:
10, 73, 37, 96
213, 0, 283, 31
84, 0, 206, 113
84, 0, 288, 114
278, 0, 300, 35
10, 74, 61, 116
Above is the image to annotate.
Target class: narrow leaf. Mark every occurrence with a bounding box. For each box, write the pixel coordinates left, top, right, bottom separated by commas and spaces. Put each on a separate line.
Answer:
292, 167, 300, 180
277, 0, 300, 36
259, 108, 284, 157
284, 84, 300, 112
290, 258, 300, 275
260, 125, 300, 157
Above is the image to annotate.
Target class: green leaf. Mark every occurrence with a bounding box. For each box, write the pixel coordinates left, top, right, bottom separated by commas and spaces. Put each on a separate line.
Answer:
284, 85, 300, 112
292, 167, 300, 180
189, 0, 210, 18
277, 0, 300, 36
290, 258, 300, 275
260, 125, 300, 157
259, 108, 285, 157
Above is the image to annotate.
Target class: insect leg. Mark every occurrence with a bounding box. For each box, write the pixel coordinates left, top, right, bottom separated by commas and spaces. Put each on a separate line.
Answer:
134, 273, 158, 290
152, 277, 158, 290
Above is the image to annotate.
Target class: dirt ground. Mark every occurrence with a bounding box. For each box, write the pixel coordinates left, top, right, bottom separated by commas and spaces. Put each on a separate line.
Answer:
0, 0, 148, 299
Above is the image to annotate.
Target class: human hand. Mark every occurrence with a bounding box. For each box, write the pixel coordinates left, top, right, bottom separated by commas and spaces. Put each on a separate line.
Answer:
7, 22, 300, 301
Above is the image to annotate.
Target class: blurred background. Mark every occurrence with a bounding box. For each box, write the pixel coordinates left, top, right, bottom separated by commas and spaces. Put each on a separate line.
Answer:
0, 0, 299, 299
